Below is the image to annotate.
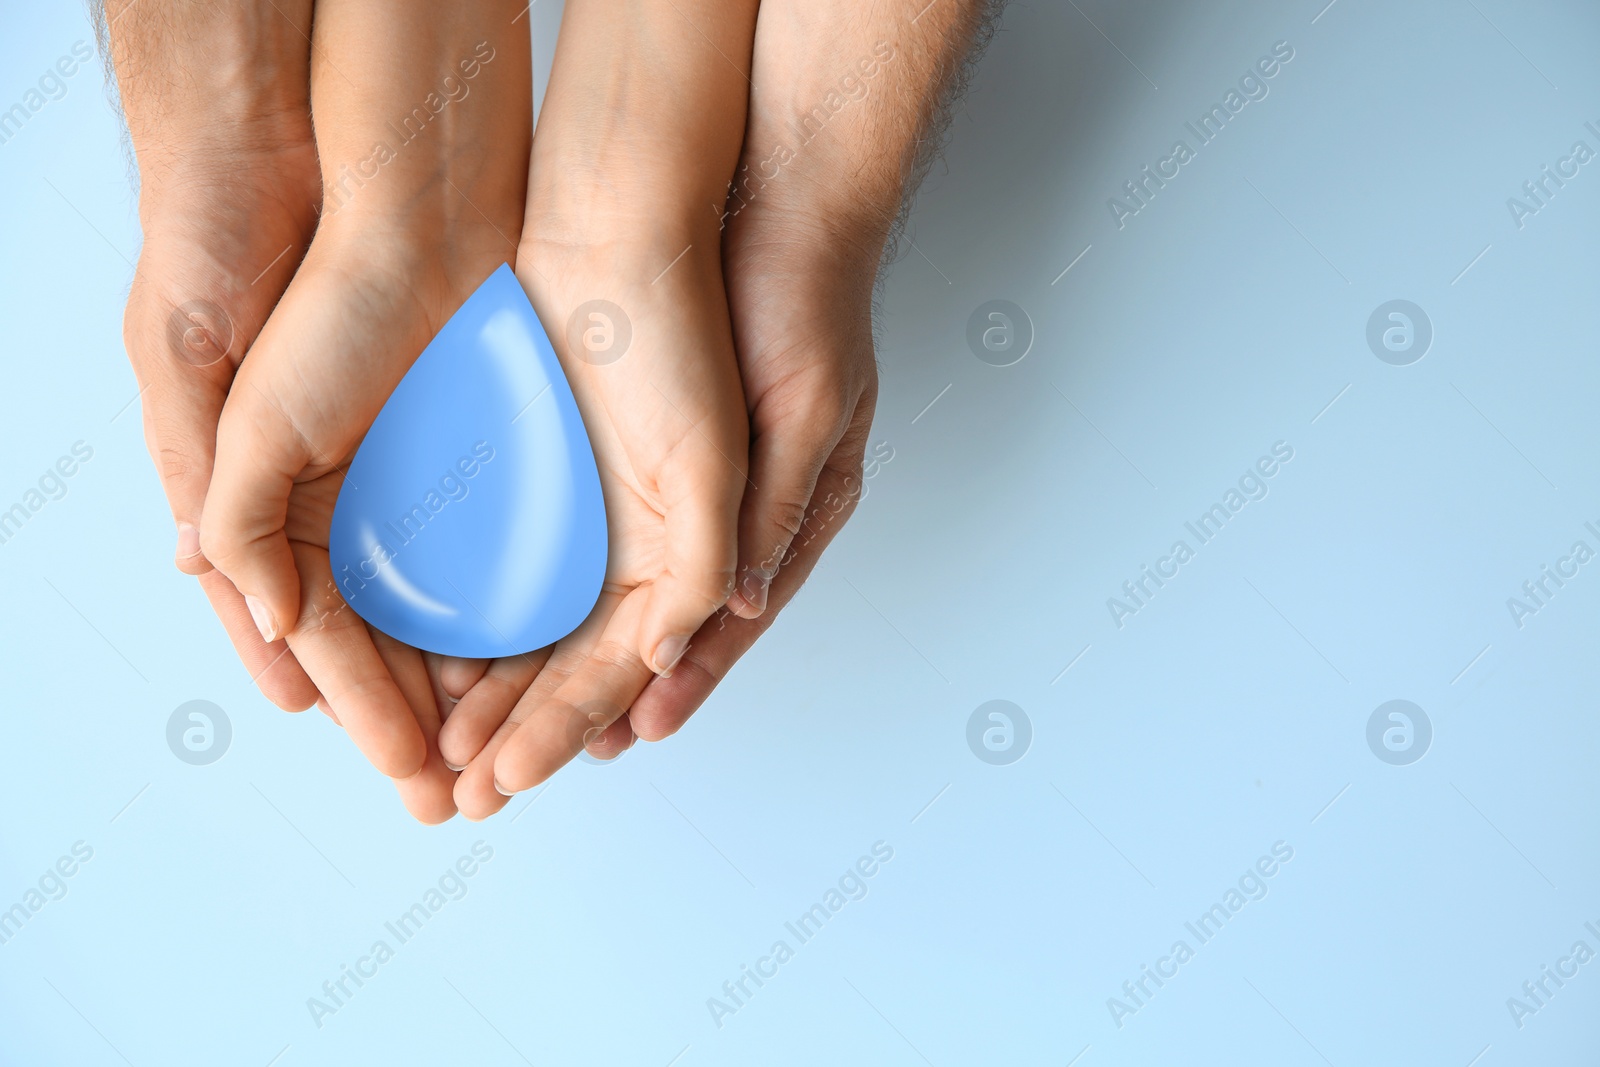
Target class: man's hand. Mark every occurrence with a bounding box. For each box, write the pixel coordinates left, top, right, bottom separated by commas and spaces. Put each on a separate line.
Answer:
105, 0, 324, 712
107, 0, 499, 820
629, 0, 1001, 739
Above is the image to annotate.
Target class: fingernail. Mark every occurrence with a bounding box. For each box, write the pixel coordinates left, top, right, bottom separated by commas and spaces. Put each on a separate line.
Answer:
730, 577, 770, 618
176, 522, 202, 560
729, 579, 771, 620
445, 761, 466, 772
652, 633, 691, 676
493, 778, 516, 797
245, 595, 278, 642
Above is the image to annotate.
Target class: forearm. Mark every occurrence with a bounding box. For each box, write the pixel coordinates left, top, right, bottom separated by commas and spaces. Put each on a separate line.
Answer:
526, 0, 762, 246
740, 0, 1000, 265
308, 0, 531, 258
103, 0, 318, 224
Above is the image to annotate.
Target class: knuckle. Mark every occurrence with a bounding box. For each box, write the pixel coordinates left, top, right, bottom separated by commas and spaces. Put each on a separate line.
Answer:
680, 564, 738, 607
153, 444, 203, 489
675, 650, 723, 691
794, 377, 852, 422
669, 538, 739, 606
124, 275, 242, 374
296, 577, 351, 635
764, 498, 810, 543
587, 638, 646, 675
776, 379, 854, 445
195, 519, 263, 578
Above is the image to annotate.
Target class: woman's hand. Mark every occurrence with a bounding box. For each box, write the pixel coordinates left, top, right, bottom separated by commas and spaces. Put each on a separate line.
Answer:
195, 0, 533, 816
440, 0, 761, 817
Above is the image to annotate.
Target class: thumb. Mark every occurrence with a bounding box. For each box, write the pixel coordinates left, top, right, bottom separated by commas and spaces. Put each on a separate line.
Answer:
640, 439, 745, 677
726, 390, 853, 620
201, 377, 310, 643
729, 415, 844, 620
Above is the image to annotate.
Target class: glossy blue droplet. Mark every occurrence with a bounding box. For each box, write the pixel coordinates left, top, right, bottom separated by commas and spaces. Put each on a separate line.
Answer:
328, 263, 607, 657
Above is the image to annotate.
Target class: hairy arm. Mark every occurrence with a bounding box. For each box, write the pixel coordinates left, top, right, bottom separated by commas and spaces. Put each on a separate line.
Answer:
733, 0, 1003, 270
100, 0, 324, 711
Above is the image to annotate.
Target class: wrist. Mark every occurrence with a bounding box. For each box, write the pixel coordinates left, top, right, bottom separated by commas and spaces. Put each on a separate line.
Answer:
312, 211, 519, 301
520, 190, 715, 271
522, 135, 728, 268
526, 0, 757, 249
134, 135, 321, 232
309, 49, 527, 247
523, 129, 737, 254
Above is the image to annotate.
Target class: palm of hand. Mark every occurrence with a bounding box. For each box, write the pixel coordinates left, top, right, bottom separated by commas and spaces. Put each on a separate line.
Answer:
441, 242, 749, 815
208, 247, 516, 819
442, 205, 881, 811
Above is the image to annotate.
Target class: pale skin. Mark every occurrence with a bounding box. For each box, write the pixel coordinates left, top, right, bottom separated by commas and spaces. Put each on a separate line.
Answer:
105, 0, 996, 821
439, 0, 762, 809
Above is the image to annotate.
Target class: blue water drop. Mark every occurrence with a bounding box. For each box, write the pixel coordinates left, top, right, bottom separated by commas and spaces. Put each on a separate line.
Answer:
328, 263, 607, 657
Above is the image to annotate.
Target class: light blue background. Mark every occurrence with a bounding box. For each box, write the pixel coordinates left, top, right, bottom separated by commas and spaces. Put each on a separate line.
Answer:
2, 0, 1598, 1063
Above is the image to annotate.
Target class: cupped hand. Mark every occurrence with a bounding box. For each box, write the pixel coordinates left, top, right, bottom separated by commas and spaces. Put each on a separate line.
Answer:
439, 0, 759, 817
192, 0, 534, 818
627, 209, 882, 742
108, 0, 324, 712
440, 228, 750, 816
629, 0, 998, 738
